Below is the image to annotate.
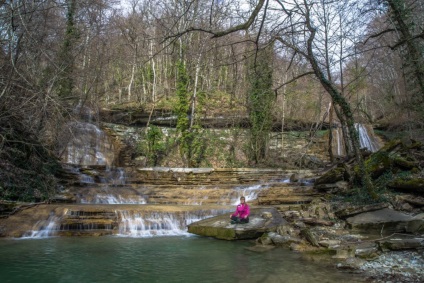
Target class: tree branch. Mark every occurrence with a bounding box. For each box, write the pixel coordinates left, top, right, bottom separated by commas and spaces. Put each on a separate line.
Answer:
274, 71, 315, 94
390, 30, 424, 50
211, 0, 266, 38
362, 28, 396, 45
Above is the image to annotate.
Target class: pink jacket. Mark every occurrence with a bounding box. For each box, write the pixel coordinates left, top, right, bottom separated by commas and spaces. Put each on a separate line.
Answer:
232, 203, 250, 219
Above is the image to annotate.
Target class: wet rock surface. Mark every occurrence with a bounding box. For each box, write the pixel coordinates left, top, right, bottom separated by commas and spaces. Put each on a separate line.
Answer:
187, 207, 286, 240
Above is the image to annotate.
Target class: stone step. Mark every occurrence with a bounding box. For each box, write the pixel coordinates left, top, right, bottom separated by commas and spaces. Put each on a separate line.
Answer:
257, 186, 322, 205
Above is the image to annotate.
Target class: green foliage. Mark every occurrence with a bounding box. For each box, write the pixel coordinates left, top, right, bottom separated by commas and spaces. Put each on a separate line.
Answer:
137, 126, 175, 166
146, 126, 166, 166
175, 60, 190, 135
173, 60, 207, 167
156, 96, 179, 111
246, 48, 274, 164
57, 0, 79, 100
180, 125, 207, 167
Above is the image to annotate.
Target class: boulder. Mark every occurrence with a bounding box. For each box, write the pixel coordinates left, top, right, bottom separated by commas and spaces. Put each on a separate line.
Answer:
377, 235, 424, 251
336, 257, 366, 270
268, 232, 303, 247
318, 240, 341, 248
346, 208, 414, 235
388, 178, 424, 196
187, 207, 286, 240
314, 166, 346, 186
315, 181, 349, 193
331, 244, 356, 259
405, 213, 424, 234
334, 203, 389, 219
354, 242, 380, 260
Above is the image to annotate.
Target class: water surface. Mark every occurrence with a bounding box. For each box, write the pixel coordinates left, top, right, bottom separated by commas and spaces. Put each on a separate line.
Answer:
0, 236, 366, 283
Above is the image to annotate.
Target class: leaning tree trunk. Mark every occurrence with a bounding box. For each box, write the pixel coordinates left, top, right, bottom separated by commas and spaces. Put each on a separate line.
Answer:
304, 9, 377, 199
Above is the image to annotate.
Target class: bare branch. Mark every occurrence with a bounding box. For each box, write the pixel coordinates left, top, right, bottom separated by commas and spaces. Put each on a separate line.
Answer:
211, 0, 265, 38
362, 28, 396, 45
274, 71, 315, 93
390, 30, 424, 50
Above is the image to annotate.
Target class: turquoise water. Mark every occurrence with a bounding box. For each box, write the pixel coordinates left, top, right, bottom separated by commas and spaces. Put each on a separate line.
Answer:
0, 236, 366, 283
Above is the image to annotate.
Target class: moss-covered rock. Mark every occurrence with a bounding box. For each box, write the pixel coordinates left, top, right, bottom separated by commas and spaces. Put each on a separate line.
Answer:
388, 178, 424, 195
314, 166, 347, 186
362, 151, 392, 179
393, 157, 418, 170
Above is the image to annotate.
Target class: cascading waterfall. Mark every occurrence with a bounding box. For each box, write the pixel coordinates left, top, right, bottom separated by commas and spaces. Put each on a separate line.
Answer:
355, 123, 381, 152
82, 195, 147, 204
230, 184, 266, 205
24, 215, 61, 238
110, 167, 126, 186
117, 210, 225, 237
77, 167, 149, 204
331, 127, 346, 156
332, 124, 381, 156
61, 121, 115, 167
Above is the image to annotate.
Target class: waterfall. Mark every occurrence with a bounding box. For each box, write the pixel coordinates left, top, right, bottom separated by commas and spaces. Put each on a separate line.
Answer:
61, 122, 115, 166
355, 123, 381, 152
82, 195, 147, 204
230, 184, 266, 205
331, 127, 346, 156
107, 167, 126, 186
336, 127, 343, 156
116, 210, 222, 237
22, 209, 230, 238
24, 215, 61, 238
332, 124, 381, 156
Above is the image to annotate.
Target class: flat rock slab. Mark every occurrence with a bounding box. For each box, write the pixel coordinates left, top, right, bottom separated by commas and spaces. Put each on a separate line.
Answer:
187, 207, 286, 240
377, 235, 424, 251
346, 208, 414, 235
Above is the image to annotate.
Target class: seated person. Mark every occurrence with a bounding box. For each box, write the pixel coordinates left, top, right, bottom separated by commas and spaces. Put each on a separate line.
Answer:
230, 196, 250, 224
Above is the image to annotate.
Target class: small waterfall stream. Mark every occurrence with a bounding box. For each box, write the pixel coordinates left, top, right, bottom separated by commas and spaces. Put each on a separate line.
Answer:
61, 121, 115, 167
229, 184, 266, 205
25, 215, 61, 238
332, 123, 382, 156
355, 123, 381, 152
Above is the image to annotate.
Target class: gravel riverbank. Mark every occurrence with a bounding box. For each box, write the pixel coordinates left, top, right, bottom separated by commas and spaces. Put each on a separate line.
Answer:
361, 250, 424, 282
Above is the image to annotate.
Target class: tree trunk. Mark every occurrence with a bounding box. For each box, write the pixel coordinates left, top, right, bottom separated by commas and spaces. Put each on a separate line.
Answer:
304, 7, 376, 199
190, 54, 202, 128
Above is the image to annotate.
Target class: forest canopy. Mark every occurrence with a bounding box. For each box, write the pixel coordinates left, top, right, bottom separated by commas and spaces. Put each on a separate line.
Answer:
0, 0, 423, 201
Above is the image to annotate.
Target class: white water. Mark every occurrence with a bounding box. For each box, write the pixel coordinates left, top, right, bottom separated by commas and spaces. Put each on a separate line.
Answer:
230, 184, 267, 205
336, 127, 343, 156
24, 215, 61, 238
24, 209, 228, 238
80, 174, 95, 184
62, 122, 115, 166
116, 211, 221, 237
355, 123, 380, 152
332, 124, 381, 156
110, 168, 126, 186
81, 195, 147, 204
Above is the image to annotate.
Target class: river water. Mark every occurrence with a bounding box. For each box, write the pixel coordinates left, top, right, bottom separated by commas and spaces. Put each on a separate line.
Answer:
0, 236, 367, 283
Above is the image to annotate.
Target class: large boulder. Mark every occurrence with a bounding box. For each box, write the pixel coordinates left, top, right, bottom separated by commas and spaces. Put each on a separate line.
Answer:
187, 207, 286, 240
346, 208, 415, 236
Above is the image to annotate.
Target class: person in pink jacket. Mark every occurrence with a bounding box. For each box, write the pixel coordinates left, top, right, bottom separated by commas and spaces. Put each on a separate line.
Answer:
230, 196, 250, 224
